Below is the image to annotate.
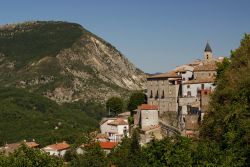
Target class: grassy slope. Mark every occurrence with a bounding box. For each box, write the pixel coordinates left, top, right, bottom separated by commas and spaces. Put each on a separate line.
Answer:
0, 87, 106, 146
0, 21, 84, 68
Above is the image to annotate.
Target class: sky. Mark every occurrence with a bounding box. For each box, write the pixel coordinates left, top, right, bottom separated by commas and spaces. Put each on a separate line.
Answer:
0, 0, 250, 73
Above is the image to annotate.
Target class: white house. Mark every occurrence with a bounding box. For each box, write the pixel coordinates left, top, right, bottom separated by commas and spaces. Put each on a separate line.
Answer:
182, 78, 215, 97
175, 64, 194, 81
42, 142, 70, 157
100, 118, 129, 142
139, 104, 159, 130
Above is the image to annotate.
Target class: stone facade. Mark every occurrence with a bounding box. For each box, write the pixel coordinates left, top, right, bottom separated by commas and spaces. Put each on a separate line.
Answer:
147, 72, 181, 115
146, 43, 223, 135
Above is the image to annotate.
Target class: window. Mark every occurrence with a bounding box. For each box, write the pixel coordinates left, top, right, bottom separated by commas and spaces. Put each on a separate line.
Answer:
187, 91, 191, 97
155, 90, 159, 99
161, 90, 165, 99
207, 55, 209, 59
150, 90, 153, 98
187, 85, 190, 88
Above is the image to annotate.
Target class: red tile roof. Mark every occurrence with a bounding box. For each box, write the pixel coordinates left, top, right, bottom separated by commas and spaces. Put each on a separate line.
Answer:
139, 104, 158, 110
25, 142, 39, 148
108, 118, 128, 126
99, 142, 118, 149
46, 142, 70, 151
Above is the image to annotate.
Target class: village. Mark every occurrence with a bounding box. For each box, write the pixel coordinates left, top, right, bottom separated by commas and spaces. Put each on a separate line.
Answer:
0, 43, 224, 157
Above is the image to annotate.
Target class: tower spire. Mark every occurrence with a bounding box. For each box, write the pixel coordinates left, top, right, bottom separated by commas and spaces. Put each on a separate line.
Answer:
204, 42, 213, 61
204, 42, 212, 52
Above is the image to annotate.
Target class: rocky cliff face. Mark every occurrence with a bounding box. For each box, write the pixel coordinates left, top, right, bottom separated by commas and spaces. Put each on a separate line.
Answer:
0, 21, 146, 103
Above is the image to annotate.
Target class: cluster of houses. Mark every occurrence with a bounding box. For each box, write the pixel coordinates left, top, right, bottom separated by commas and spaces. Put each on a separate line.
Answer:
0, 140, 70, 157
0, 139, 118, 157
99, 42, 223, 143
99, 104, 162, 145
146, 43, 224, 137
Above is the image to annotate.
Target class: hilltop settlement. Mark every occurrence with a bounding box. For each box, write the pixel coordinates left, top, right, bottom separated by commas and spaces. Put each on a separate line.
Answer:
0, 42, 223, 155
98, 42, 224, 145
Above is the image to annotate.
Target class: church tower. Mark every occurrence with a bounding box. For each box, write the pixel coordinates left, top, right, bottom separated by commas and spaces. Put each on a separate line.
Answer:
204, 42, 213, 61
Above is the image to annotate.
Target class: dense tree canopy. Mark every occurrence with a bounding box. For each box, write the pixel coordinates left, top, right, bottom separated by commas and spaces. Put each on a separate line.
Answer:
200, 34, 250, 166
127, 92, 146, 112
0, 144, 63, 167
106, 96, 124, 115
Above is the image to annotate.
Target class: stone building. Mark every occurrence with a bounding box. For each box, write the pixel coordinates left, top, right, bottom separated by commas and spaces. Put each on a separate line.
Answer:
147, 71, 181, 115
146, 42, 224, 135
139, 104, 159, 129
134, 104, 162, 144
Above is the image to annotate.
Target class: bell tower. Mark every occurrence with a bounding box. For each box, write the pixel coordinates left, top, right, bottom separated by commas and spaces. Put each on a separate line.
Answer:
204, 42, 213, 61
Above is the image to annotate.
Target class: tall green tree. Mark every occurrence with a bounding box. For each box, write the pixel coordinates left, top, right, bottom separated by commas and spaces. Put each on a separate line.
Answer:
200, 34, 250, 166
127, 92, 146, 112
106, 96, 124, 115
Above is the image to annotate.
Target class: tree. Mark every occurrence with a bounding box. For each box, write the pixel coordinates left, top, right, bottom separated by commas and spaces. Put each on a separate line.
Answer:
109, 129, 146, 167
215, 57, 231, 83
127, 92, 146, 112
106, 96, 124, 115
200, 34, 250, 166
0, 144, 63, 167
70, 143, 108, 167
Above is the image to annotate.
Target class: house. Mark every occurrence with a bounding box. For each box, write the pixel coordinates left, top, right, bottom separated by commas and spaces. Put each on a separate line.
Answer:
118, 111, 130, 119
100, 117, 129, 142
0, 140, 39, 155
95, 133, 109, 142
42, 141, 70, 157
139, 104, 159, 129
147, 71, 181, 116
134, 104, 163, 144
99, 141, 118, 154
146, 42, 224, 136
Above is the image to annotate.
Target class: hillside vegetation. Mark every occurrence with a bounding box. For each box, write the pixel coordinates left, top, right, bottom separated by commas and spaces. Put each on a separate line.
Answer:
0, 87, 106, 146
0, 21, 146, 103
0, 21, 83, 68
200, 34, 250, 165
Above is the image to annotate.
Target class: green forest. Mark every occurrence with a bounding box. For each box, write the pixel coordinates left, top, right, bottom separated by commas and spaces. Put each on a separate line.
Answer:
0, 87, 107, 146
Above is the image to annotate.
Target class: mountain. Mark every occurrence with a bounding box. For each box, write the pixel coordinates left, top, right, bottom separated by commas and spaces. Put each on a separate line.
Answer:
0, 21, 146, 103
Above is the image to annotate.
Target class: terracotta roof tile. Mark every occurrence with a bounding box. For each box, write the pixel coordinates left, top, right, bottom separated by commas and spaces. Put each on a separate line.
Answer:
99, 142, 118, 149
139, 104, 158, 110
25, 142, 39, 148
45, 142, 70, 151
108, 118, 128, 125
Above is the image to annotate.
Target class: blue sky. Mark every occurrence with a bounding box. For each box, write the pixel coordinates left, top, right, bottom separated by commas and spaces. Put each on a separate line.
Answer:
0, 0, 250, 73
